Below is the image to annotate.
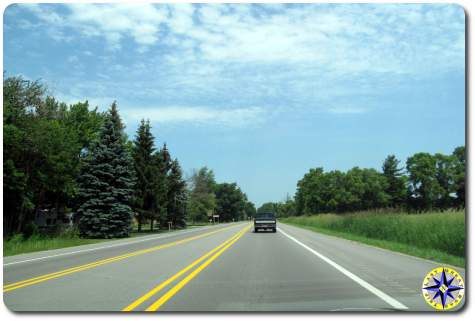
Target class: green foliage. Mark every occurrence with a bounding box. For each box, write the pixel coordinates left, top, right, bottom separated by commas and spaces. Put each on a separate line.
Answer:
406, 152, 445, 210
4, 75, 214, 240
281, 210, 465, 261
155, 144, 171, 228
295, 167, 389, 215
166, 159, 187, 228
187, 190, 216, 223
257, 202, 277, 214
186, 167, 251, 223
187, 167, 217, 223
22, 222, 39, 239
452, 146, 465, 208
214, 183, 247, 221
132, 119, 158, 232
76, 103, 136, 238
293, 148, 465, 216
132, 125, 187, 230
3, 75, 104, 236
382, 155, 406, 207
257, 197, 295, 218
244, 201, 257, 219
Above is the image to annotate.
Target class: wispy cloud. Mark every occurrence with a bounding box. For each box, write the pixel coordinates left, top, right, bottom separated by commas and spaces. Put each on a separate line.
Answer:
125, 106, 265, 127
5, 3, 465, 127
18, 3, 465, 73
3, 3, 465, 206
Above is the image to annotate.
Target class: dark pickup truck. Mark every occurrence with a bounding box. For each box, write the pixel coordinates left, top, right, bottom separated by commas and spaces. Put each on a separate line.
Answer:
254, 212, 277, 233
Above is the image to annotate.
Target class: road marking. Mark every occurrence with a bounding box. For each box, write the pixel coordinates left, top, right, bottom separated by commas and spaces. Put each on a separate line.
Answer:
281, 222, 464, 270
144, 225, 251, 311
4, 225, 221, 267
3, 225, 239, 293
278, 227, 409, 310
123, 225, 250, 312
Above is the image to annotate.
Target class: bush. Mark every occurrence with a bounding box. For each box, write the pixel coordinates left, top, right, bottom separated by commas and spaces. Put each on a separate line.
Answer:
22, 222, 39, 239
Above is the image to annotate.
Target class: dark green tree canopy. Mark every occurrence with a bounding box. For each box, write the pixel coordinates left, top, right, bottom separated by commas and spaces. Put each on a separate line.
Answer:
132, 119, 157, 232
3, 76, 104, 236
214, 182, 247, 222
166, 159, 187, 228
293, 148, 464, 216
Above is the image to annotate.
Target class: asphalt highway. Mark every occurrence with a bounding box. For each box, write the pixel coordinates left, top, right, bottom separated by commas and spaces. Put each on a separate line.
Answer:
3, 222, 465, 312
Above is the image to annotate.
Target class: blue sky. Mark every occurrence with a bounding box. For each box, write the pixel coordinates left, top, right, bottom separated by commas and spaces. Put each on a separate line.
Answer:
3, 3, 465, 207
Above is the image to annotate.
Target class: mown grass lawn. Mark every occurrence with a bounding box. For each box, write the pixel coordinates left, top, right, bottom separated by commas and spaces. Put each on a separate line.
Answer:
280, 210, 465, 268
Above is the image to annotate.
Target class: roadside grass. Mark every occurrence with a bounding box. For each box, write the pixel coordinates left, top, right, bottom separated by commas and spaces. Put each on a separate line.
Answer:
4, 223, 211, 257
130, 224, 205, 238
3, 234, 109, 257
280, 210, 465, 268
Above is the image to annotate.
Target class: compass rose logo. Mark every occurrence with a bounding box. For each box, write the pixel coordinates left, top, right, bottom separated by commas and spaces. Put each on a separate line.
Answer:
422, 267, 464, 310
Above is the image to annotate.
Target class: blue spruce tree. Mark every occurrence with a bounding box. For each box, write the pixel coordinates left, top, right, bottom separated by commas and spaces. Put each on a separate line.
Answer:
76, 102, 135, 238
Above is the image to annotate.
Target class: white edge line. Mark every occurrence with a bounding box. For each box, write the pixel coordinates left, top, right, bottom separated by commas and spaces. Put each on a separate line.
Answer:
3, 224, 224, 267
278, 227, 409, 310
280, 222, 464, 271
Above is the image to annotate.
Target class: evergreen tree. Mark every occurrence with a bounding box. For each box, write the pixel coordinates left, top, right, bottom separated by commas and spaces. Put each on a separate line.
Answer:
152, 144, 170, 229
76, 102, 135, 238
382, 155, 406, 208
166, 159, 187, 228
132, 119, 156, 232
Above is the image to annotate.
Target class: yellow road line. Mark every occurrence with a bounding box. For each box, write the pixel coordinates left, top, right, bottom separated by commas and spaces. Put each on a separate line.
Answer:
4, 225, 238, 293
145, 225, 250, 311
123, 225, 250, 312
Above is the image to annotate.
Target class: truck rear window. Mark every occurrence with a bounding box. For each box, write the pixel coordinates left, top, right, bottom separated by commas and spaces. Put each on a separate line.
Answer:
255, 213, 275, 220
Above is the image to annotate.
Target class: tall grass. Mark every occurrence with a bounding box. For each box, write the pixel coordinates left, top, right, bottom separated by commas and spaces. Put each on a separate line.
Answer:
281, 210, 465, 258
4, 225, 198, 257
3, 231, 108, 257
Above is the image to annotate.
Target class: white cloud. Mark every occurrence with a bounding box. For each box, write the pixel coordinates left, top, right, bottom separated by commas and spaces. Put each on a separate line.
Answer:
167, 3, 195, 34
126, 106, 265, 127
11, 3, 465, 123
19, 3, 465, 74
67, 3, 168, 48
178, 4, 465, 74
23, 3, 168, 48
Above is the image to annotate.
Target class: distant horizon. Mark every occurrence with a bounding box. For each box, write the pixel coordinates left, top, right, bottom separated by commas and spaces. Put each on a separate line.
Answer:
4, 3, 465, 207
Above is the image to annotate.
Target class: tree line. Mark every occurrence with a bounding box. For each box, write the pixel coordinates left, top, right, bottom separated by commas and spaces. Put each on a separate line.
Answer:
260, 147, 465, 217
3, 76, 254, 238
186, 167, 256, 223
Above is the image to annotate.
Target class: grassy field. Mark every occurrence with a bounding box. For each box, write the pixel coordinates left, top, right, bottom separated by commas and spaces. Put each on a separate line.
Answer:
280, 210, 465, 267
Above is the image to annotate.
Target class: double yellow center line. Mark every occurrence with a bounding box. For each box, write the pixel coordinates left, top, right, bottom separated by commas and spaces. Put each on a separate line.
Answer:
123, 224, 251, 311
4, 225, 236, 293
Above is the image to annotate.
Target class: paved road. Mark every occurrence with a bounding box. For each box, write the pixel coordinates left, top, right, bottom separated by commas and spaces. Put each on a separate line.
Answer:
3, 222, 465, 312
